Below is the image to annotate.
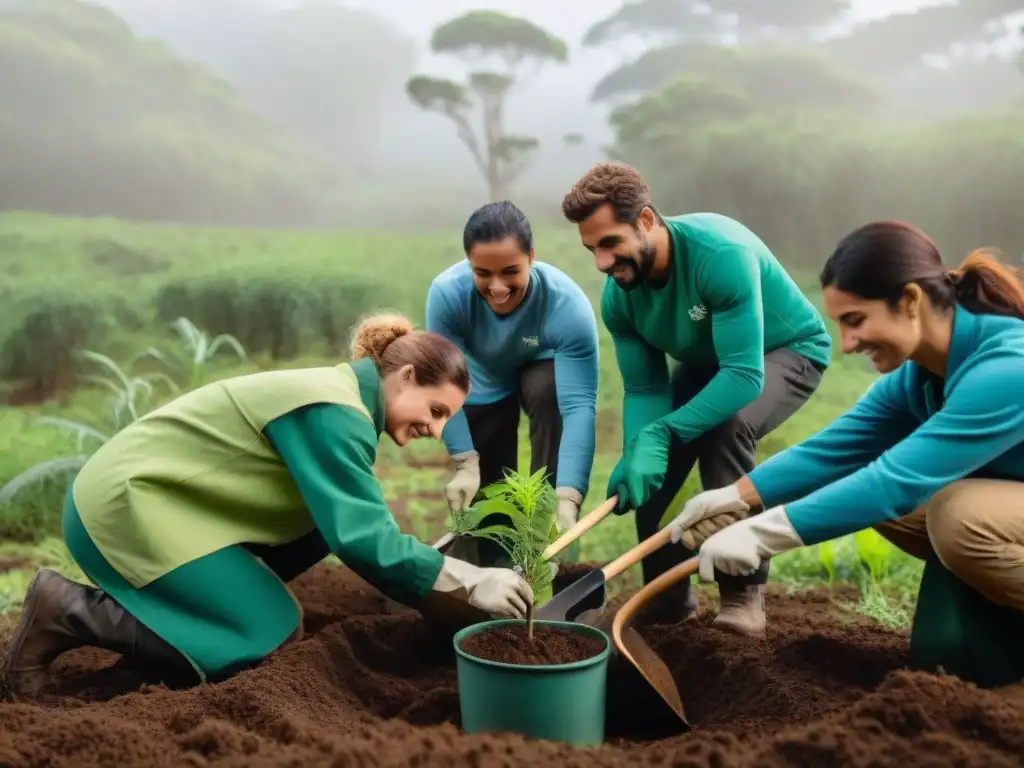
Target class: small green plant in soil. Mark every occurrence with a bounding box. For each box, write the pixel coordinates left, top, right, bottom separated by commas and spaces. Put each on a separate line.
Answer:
445, 467, 561, 636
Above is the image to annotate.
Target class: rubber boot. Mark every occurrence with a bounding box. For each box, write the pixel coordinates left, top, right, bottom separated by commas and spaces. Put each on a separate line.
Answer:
2, 569, 199, 699
712, 583, 767, 637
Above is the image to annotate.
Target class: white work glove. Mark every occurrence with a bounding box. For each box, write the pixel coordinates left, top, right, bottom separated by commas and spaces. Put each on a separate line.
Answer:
668, 485, 751, 549
432, 555, 534, 618
555, 487, 583, 562
698, 506, 804, 582
445, 450, 481, 512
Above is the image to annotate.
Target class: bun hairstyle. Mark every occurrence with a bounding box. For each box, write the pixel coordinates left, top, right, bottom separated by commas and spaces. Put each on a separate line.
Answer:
349, 311, 470, 392
350, 312, 414, 365
820, 221, 1024, 320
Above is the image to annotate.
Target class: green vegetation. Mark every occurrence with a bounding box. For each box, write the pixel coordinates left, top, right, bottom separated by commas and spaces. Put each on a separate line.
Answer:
445, 469, 561, 609
0, 213, 921, 630
0, 0, 328, 225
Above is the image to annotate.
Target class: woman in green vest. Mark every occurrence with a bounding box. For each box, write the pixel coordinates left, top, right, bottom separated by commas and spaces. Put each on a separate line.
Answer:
3, 312, 534, 698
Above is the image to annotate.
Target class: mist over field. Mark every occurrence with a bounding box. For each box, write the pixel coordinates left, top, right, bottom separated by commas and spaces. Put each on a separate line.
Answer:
1, 0, 1023, 616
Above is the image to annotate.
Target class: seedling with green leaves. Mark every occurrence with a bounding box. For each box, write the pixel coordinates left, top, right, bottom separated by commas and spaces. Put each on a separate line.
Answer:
444, 467, 561, 633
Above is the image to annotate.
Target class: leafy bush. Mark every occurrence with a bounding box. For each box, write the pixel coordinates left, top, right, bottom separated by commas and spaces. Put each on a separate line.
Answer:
155, 271, 382, 360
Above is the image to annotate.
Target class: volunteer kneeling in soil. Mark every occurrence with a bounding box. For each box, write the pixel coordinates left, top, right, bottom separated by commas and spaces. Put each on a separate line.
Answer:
3, 313, 534, 698
672, 221, 1024, 686
561, 163, 831, 634
427, 201, 599, 565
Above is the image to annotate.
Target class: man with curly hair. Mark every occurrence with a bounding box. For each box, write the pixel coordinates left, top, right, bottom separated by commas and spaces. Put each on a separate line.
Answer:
561, 162, 832, 635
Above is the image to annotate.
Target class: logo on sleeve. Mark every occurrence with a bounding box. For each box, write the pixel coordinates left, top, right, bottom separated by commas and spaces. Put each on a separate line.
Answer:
688, 304, 707, 321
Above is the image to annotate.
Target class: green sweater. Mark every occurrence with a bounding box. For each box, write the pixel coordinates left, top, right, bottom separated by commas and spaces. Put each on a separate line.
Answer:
602, 213, 831, 446
73, 357, 443, 604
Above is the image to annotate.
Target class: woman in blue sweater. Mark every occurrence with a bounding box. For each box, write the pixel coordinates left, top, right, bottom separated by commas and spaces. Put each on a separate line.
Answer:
669, 221, 1024, 686
426, 201, 600, 564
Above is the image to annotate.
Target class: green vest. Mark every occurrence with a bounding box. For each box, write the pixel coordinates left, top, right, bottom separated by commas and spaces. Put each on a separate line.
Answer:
73, 358, 384, 589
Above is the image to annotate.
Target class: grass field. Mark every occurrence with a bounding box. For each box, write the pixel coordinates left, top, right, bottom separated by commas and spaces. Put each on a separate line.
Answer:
0, 212, 923, 632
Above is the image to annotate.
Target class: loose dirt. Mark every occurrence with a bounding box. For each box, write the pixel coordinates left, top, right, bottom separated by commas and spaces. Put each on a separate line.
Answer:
459, 624, 606, 666
1, 562, 1023, 767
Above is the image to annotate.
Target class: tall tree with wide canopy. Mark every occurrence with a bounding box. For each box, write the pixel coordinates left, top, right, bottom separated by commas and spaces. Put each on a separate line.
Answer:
405, 10, 568, 201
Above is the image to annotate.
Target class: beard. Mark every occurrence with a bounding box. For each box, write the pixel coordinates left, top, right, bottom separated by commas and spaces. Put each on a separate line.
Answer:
608, 233, 657, 291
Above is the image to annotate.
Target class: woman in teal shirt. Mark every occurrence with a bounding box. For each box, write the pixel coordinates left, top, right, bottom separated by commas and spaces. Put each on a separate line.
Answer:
669, 221, 1024, 686
3, 312, 533, 698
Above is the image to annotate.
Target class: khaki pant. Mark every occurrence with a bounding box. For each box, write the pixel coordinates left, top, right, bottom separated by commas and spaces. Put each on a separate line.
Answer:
875, 478, 1024, 611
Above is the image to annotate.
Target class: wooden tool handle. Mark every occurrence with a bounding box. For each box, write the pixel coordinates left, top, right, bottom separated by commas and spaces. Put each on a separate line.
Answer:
542, 495, 617, 560
601, 524, 675, 582
612, 556, 700, 644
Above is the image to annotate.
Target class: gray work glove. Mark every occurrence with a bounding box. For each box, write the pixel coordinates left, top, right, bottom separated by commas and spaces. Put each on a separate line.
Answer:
432, 556, 534, 618
445, 450, 481, 512
667, 485, 751, 550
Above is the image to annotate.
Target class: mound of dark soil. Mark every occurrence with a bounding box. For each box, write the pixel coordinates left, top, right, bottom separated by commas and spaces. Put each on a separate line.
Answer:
1, 563, 1023, 767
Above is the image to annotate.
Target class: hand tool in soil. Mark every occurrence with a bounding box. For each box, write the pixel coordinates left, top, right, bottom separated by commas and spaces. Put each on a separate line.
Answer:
420, 498, 618, 637
535, 522, 675, 623
605, 555, 699, 734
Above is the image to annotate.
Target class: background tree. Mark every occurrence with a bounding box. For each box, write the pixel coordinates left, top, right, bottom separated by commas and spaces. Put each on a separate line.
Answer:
404, 10, 568, 201
0, 0, 325, 225
583, 0, 1022, 114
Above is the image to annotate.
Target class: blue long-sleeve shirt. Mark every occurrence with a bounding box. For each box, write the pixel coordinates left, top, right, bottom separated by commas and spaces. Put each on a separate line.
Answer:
748, 303, 1024, 546
425, 259, 599, 496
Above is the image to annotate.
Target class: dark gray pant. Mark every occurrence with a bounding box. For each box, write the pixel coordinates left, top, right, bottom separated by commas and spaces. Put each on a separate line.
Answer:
636, 347, 824, 604
465, 359, 563, 564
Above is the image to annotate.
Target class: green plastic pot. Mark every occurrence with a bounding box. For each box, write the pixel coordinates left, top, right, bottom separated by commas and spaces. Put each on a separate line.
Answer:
453, 618, 611, 746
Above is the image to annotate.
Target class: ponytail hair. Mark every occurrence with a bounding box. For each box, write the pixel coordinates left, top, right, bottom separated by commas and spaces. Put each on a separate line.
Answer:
946, 249, 1024, 319
349, 311, 470, 393
821, 220, 1024, 320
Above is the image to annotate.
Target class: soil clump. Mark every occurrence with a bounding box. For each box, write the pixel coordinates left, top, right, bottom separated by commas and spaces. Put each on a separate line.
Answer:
0, 561, 1022, 767
459, 624, 605, 665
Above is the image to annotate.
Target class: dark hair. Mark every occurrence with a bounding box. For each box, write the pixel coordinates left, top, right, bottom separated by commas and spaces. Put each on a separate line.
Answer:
561, 162, 657, 225
820, 221, 1024, 319
350, 312, 470, 393
462, 201, 533, 255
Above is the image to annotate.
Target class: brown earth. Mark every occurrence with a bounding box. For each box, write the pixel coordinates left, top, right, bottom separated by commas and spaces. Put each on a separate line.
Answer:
1, 562, 1023, 767
459, 623, 606, 666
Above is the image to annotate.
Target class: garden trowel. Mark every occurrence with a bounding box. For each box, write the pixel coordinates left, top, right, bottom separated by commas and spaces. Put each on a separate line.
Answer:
605, 556, 699, 734
535, 523, 674, 623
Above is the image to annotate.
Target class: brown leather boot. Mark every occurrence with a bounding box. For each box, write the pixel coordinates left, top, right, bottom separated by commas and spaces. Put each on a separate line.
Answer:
2, 569, 198, 698
712, 583, 767, 637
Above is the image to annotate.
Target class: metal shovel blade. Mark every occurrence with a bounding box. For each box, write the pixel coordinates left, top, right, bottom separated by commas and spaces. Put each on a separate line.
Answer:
536, 525, 674, 623
606, 556, 700, 734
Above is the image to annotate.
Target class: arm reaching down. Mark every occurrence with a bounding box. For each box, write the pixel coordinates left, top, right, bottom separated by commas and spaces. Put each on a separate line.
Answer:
550, 290, 600, 504
264, 403, 530, 615
425, 281, 482, 510
601, 282, 672, 448
746, 372, 917, 509
657, 246, 765, 444
426, 280, 476, 457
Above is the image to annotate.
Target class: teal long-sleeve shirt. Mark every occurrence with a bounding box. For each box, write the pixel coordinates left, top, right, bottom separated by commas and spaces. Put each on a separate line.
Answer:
263, 403, 444, 606
748, 304, 1024, 546
426, 259, 599, 496
601, 213, 831, 449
